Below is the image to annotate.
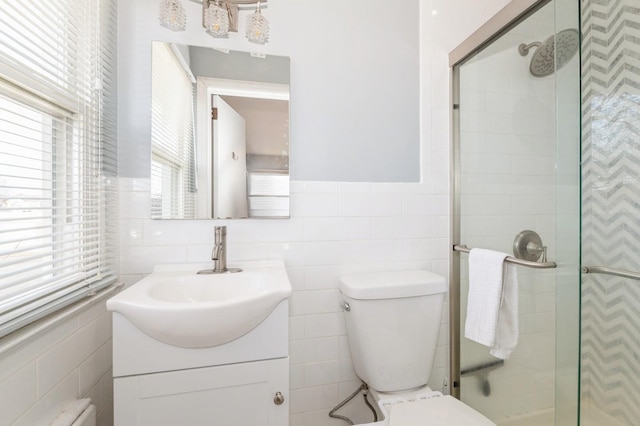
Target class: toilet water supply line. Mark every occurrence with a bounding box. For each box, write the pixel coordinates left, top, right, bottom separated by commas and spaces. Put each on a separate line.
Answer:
328, 382, 378, 425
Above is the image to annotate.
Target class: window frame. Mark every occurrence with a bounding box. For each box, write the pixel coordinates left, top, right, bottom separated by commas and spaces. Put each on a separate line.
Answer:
0, 0, 118, 339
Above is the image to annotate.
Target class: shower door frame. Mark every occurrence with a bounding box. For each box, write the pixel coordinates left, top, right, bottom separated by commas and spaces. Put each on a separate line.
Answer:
448, 0, 552, 400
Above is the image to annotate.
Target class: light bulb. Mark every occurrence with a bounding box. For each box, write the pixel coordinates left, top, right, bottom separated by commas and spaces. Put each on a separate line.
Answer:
205, 1, 230, 37
246, 3, 269, 44
159, 0, 186, 31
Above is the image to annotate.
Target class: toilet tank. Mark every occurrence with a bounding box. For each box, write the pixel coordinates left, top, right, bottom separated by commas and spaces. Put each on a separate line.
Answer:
339, 270, 447, 393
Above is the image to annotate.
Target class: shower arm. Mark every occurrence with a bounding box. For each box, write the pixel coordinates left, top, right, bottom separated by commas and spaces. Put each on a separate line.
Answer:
518, 41, 541, 56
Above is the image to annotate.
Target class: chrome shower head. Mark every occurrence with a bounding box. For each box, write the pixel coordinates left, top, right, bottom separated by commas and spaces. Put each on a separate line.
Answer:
518, 29, 579, 77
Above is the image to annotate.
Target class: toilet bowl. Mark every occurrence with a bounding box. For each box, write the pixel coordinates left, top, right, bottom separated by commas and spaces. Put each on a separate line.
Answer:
339, 270, 495, 425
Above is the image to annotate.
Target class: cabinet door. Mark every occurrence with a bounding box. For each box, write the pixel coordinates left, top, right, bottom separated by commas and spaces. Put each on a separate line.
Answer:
114, 358, 289, 425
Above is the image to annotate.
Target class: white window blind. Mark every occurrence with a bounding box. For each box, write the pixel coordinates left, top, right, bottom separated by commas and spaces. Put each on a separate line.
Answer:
150, 42, 197, 219
0, 0, 118, 338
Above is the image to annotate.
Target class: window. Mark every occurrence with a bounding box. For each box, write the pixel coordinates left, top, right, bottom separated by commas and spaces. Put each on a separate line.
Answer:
150, 42, 197, 219
0, 0, 117, 338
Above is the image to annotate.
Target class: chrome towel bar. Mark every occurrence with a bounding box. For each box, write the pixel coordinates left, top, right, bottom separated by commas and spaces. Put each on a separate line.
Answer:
460, 359, 504, 377
581, 266, 640, 281
453, 244, 557, 269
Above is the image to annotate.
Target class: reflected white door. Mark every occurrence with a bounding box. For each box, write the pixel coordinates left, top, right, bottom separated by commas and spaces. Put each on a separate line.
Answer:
212, 95, 248, 218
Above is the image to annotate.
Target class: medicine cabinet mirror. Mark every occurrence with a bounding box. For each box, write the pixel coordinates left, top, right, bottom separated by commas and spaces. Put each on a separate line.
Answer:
150, 41, 290, 219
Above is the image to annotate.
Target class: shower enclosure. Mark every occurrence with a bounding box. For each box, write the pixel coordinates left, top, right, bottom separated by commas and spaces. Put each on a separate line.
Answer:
450, 0, 640, 424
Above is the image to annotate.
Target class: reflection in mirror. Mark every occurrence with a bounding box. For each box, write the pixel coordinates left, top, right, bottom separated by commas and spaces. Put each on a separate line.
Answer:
150, 41, 290, 219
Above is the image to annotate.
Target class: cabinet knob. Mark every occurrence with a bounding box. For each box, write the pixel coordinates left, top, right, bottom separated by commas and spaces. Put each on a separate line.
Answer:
274, 391, 285, 405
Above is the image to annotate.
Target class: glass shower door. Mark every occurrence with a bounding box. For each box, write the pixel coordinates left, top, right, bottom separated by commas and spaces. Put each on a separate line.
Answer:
452, 0, 580, 424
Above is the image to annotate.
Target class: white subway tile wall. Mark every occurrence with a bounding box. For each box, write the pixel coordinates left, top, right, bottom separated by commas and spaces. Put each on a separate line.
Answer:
0, 1, 519, 424
118, 176, 450, 424
0, 302, 113, 425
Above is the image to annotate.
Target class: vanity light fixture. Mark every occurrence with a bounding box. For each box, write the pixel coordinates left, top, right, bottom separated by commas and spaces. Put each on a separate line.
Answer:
159, 0, 187, 31
246, 2, 269, 44
204, 1, 230, 37
159, 0, 270, 43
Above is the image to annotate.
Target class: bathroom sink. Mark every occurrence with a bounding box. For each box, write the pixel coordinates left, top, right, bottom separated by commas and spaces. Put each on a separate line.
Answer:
106, 260, 291, 348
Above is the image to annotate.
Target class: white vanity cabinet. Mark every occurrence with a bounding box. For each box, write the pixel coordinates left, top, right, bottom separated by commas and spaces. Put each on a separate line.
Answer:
114, 357, 288, 425
111, 300, 289, 425
108, 261, 292, 426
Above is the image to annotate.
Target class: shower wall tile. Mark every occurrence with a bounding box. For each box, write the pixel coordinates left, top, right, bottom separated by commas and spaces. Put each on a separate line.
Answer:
581, 1, 640, 423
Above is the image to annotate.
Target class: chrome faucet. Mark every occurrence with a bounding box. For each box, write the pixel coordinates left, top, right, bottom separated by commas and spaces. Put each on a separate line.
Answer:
198, 226, 242, 274
212, 226, 227, 273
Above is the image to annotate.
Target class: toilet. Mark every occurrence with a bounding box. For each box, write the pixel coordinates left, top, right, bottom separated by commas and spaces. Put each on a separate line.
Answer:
339, 270, 495, 425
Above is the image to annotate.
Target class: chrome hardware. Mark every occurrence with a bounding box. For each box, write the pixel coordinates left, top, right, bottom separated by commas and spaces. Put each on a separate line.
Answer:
460, 359, 504, 397
197, 226, 242, 274
274, 391, 285, 405
582, 266, 640, 281
453, 244, 556, 269
342, 302, 351, 312
213, 226, 227, 272
518, 41, 542, 56
329, 383, 376, 424
512, 230, 546, 262
460, 359, 504, 376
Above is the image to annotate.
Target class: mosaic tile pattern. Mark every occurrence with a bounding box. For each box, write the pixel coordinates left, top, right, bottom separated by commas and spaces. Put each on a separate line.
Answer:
581, 1, 640, 424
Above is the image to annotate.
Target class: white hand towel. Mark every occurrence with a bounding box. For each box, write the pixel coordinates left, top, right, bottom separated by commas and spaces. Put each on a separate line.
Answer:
464, 248, 519, 359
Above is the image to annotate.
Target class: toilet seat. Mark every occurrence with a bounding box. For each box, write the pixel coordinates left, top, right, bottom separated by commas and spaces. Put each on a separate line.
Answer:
387, 395, 495, 426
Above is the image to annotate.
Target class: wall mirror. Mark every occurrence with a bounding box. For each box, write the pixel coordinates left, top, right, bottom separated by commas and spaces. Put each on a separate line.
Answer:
150, 41, 290, 219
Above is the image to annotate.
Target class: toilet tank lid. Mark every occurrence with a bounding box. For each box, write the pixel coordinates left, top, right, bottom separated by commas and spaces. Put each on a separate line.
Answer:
339, 270, 447, 300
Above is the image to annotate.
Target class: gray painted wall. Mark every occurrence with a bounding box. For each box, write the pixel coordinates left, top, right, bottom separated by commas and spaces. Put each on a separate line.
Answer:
189, 46, 290, 84
117, 0, 420, 182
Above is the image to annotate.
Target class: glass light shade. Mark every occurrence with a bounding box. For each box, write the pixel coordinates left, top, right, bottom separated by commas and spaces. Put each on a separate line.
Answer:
246, 7, 269, 44
159, 0, 186, 31
205, 3, 230, 37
